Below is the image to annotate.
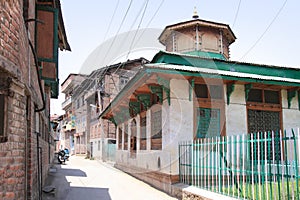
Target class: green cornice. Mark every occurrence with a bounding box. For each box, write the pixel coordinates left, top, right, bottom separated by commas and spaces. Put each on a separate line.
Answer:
136, 94, 151, 109
129, 101, 141, 115
109, 117, 117, 125
145, 68, 300, 87
157, 76, 170, 105
149, 85, 163, 103
183, 51, 227, 60
298, 91, 300, 111
151, 51, 300, 81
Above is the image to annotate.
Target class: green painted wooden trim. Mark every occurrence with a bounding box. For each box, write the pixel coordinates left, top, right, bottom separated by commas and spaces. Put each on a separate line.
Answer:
189, 79, 195, 101
99, 71, 147, 119
145, 68, 300, 87
109, 117, 117, 125
148, 85, 163, 103
157, 76, 169, 88
36, 5, 59, 98
226, 83, 235, 105
292, 129, 300, 200
36, 5, 59, 64
157, 76, 170, 105
298, 91, 300, 111
43, 78, 58, 98
287, 90, 297, 109
151, 51, 300, 80
115, 108, 131, 124
42, 77, 56, 82
129, 101, 141, 115
244, 84, 252, 102
284, 130, 290, 198
183, 50, 227, 60
136, 93, 151, 109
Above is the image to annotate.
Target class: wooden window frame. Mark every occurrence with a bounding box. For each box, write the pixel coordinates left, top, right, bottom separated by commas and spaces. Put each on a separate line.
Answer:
246, 88, 283, 162
123, 122, 128, 151
194, 84, 224, 100
247, 88, 282, 110
194, 82, 226, 138
151, 105, 162, 150
139, 112, 147, 150
130, 119, 137, 158
118, 127, 122, 150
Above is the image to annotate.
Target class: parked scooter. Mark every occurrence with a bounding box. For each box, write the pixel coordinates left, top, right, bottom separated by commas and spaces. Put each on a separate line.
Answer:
64, 148, 70, 161
57, 148, 69, 164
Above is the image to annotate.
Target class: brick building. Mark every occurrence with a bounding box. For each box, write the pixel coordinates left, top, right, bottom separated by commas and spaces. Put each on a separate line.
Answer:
61, 58, 148, 159
85, 58, 148, 161
0, 0, 70, 199
61, 73, 86, 155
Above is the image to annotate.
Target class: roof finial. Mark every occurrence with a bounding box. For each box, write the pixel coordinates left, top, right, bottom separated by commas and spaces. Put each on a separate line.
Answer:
192, 6, 199, 19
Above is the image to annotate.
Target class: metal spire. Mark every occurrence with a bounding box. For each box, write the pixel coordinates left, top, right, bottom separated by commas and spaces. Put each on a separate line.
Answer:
192, 6, 199, 19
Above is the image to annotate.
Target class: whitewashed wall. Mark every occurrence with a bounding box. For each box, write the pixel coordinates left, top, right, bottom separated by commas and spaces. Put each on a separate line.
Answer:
281, 90, 300, 130
115, 81, 300, 176
225, 84, 247, 136
116, 79, 194, 175
90, 138, 101, 159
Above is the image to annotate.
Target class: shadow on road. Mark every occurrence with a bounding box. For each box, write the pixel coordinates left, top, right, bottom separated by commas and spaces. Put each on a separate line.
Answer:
67, 187, 111, 200
43, 158, 111, 200
59, 168, 87, 177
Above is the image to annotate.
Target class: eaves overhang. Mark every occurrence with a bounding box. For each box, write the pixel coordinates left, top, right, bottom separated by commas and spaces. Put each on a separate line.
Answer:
159, 19, 236, 45
151, 51, 300, 81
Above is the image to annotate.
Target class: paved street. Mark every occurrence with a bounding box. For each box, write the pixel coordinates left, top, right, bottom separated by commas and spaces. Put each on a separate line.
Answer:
43, 156, 177, 200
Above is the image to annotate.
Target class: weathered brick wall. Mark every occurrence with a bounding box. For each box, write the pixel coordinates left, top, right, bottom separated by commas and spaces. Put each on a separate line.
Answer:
0, 0, 55, 199
0, 78, 26, 200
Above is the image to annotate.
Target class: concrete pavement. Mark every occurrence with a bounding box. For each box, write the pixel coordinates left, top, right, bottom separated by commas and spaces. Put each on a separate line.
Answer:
42, 156, 177, 200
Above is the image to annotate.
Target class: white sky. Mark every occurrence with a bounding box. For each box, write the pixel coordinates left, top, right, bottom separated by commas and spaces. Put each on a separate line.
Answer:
51, 0, 300, 115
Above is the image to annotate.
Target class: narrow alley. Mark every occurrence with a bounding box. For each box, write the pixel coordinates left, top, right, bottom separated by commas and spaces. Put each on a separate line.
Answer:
43, 156, 177, 200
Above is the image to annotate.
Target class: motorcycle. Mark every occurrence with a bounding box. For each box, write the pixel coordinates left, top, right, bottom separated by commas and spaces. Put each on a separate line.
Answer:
57, 148, 69, 164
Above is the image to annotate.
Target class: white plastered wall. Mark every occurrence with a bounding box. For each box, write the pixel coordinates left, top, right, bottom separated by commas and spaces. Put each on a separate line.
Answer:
115, 79, 194, 175
225, 84, 248, 136
281, 90, 300, 130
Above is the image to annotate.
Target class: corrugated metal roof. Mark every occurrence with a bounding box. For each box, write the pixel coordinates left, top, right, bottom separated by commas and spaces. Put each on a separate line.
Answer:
152, 50, 300, 70
145, 63, 300, 84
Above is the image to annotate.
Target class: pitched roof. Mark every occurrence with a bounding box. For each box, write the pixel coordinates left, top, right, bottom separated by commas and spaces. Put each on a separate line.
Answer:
99, 51, 300, 119
159, 19, 236, 45
151, 51, 300, 82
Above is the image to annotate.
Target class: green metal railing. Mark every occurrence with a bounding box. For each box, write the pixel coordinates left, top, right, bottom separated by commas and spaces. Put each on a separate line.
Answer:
179, 129, 300, 199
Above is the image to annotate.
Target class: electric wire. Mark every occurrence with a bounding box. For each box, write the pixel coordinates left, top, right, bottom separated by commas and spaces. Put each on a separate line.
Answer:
232, 0, 242, 28
74, 0, 133, 103
89, 0, 135, 92
113, 0, 149, 56
109, 0, 149, 92
103, 0, 120, 42
133, 0, 164, 47
89, 0, 120, 68
101, 0, 148, 91
101, 0, 134, 66
126, 0, 149, 59
97, 0, 149, 92
238, 0, 288, 61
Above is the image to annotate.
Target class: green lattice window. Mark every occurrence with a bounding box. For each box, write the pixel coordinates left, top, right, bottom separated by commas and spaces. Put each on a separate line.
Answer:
151, 110, 162, 150
196, 108, 220, 138
247, 109, 281, 162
